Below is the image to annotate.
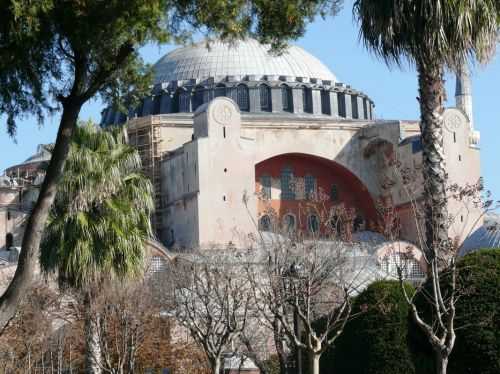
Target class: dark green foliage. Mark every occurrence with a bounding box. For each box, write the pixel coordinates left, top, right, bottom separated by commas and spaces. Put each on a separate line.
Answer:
0, 0, 343, 134
40, 122, 154, 289
409, 249, 500, 374
450, 249, 500, 374
353, 0, 498, 69
322, 280, 415, 374
261, 355, 282, 374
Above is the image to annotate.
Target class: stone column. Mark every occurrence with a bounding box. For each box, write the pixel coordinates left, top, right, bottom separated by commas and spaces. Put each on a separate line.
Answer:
292, 87, 304, 113
357, 96, 365, 120
271, 86, 283, 113
344, 93, 353, 119
311, 89, 322, 115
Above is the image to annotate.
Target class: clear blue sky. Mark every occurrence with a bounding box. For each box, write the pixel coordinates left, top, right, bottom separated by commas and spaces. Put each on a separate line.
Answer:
1, 3, 499, 199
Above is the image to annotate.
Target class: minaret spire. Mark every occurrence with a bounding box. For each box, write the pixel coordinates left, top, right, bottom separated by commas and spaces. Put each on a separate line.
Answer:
455, 63, 474, 129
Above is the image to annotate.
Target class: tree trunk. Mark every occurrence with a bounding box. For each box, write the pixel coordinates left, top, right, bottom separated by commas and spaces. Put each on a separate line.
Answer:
308, 352, 320, 374
416, 59, 449, 259
84, 290, 103, 374
211, 357, 221, 374
0, 98, 83, 331
273, 318, 288, 374
435, 352, 448, 374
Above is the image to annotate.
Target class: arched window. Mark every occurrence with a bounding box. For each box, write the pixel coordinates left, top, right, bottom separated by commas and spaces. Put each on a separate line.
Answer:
338, 93, 346, 117
281, 85, 293, 113
302, 86, 312, 113
283, 214, 296, 232
380, 253, 425, 280
178, 90, 191, 112
260, 175, 272, 200
171, 91, 179, 113
236, 85, 249, 111
153, 94, 162, 114
5, 233, 13, 249
304, 175, 316, 200
280, 166, 295, 200
259, 215, 272, 231
193, 86, 205, 110
329, 215, 342, 236
260, 84, 272, 112
215, 84, 226, 98
353, 215, 364, 232
321, 90, 331, 115
330, 184, 339, 202
307, 214, 320, 233
351, 95, 359, 119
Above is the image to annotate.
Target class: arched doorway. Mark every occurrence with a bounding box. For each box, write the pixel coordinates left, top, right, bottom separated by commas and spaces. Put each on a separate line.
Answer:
255, 153, 378, 237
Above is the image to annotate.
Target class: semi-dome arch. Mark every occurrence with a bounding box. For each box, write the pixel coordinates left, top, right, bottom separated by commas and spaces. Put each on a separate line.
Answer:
255, 153, 379, 234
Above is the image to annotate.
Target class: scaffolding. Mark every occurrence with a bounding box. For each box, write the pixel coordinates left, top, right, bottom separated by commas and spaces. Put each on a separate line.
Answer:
127, 117, 164, 238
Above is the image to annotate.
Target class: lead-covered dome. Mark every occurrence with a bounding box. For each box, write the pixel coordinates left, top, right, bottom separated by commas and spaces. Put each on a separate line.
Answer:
153, 38, 337, 84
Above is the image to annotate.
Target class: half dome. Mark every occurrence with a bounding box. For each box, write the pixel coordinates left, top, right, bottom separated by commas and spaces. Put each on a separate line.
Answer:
153, 38, 337, 84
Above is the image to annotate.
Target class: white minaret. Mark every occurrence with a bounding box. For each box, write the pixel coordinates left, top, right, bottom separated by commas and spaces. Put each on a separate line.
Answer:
455, 63, 474, 129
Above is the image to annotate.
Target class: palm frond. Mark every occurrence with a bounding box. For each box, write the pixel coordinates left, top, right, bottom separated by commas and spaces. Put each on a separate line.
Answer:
40, 121, 153, 289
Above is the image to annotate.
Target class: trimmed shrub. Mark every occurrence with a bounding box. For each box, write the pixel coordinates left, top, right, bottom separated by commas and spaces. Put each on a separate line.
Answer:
410, 249, 500, 374
450, 249, 500, 374
322, 280, 415, 374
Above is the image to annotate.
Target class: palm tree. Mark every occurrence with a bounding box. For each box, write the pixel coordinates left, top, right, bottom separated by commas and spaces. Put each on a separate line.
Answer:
40, 122, 154, 373
353, 1, 498, 373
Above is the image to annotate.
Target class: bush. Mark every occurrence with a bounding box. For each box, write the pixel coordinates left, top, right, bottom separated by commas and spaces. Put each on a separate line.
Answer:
322, 280, 415, 374
449, 249, 500, 374
261, 355, 282, 374
410, 249, 500, 374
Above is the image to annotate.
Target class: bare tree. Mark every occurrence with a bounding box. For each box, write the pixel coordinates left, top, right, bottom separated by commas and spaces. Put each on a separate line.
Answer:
246, 234, 369, 374
170, 252, 253, 374
385, 159, 499, 374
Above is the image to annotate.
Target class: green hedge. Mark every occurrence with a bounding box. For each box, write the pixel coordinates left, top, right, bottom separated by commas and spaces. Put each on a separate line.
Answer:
321, 280, 415, 374
409, 249, 500, 374
301, 250, 500, 374
449, 249, 500, 374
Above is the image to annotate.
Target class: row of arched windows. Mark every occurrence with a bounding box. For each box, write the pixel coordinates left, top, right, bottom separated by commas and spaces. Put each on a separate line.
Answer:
258, 213, 366, 235
131, 84, 371, 119
261, 169, 340, 202
258, 213, 320, 233
163, 84, 272, 114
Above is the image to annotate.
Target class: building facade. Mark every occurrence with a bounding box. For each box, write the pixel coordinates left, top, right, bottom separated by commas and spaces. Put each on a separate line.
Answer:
99, 38, 482, 253
0, 38, 485, 282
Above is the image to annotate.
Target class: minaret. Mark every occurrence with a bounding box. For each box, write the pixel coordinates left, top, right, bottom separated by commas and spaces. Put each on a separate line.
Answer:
455, 63, 474, 129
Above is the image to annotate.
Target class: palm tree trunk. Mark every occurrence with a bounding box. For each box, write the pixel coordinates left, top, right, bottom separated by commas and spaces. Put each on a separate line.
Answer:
0, 97, 83, 331
416, 59, 449, 260
84, 290, 103, 374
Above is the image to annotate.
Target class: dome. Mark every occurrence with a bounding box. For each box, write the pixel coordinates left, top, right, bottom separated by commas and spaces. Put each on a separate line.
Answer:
460, 213, 500, 256
153, 38, 337, 84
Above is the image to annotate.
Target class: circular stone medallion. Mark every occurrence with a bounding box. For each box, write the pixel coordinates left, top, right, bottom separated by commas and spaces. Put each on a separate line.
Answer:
443, 110, 465, 132
212, 102, 234, 126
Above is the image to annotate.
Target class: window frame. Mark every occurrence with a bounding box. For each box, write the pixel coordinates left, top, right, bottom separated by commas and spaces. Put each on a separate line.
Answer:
307, 214, 320, 234
280, 166, 295, 200
281, 85, 293, 113
260, 175, 272, 200
236, 84, 250, 111
259, 84, 272, 112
